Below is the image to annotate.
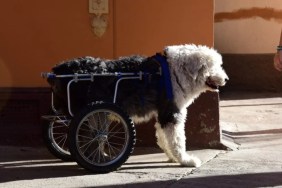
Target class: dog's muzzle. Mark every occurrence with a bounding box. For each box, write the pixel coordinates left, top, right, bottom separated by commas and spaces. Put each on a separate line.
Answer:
206, 76, 228, 90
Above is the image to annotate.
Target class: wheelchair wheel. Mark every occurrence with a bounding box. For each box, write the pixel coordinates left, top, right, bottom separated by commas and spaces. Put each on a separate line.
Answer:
69, 102, 136, 173
43, 115, 73, 161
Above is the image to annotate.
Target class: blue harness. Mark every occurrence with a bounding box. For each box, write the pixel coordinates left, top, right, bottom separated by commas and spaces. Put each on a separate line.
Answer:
154, 53, 174, 101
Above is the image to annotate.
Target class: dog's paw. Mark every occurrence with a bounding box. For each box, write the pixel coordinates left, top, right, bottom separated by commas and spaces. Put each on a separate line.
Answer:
180, 156, 201, 167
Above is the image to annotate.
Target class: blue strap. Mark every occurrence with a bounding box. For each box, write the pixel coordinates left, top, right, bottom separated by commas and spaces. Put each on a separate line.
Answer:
154, 53, 174, 100
47, 73, 56, 79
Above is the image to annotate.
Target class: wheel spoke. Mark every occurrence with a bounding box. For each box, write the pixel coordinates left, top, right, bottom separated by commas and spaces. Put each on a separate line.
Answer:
57, 117, 69, 127
86, 146, 99, 160
79, 137, 98, 152
78, 134, 95, 140
73, 105, 133, 168
107, 142, 122, 153
107, 126, 125, 139
106, 140, 117, 158
54, 134, 66, 143
60, 135, 68, 149
82, 121, 98, 132
108, 141, 124, 147
108, 134, 126, 140
106, 141, 113, 159
79, 127, 96, 133
53, 125, 68, 129
108, 121, 120, 133
53, 132, 66, 135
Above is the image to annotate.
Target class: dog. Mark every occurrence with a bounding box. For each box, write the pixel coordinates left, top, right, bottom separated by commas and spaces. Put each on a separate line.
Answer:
48, 44, 228, 167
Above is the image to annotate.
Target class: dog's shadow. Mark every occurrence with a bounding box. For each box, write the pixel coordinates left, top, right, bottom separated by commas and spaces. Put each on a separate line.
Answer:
120, 147, 203, 171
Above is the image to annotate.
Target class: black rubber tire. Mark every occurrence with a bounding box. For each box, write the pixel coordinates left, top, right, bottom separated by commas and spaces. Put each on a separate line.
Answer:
69, 102, 136, 173
42, 115, 73, 161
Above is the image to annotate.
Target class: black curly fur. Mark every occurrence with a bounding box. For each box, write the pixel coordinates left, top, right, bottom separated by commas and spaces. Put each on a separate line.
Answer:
48, 55, 179, 127
52, 56, 160, 75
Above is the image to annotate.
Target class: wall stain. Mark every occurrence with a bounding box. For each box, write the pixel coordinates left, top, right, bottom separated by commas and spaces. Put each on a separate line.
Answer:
200, 121, 216, 134
215, 7, 282, 23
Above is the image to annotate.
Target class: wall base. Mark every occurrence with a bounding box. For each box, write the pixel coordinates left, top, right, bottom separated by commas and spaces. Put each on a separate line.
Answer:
222, 54, 282, 92
0, 88, 222, 149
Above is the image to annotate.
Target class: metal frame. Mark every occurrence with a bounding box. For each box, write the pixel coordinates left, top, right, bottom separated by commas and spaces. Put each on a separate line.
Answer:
41, 114, 70, 124
42, 71, 154, 117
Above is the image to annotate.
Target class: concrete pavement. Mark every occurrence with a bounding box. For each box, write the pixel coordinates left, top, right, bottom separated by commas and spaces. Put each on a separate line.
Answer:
1, 92, 282, 187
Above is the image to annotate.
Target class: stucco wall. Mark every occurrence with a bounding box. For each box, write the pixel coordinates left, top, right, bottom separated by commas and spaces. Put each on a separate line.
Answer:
215, 0, 282, 92
215, 0, 282, 54
114, 0, 214, 56
0, 0, 114, 87
0, 0, 214, 87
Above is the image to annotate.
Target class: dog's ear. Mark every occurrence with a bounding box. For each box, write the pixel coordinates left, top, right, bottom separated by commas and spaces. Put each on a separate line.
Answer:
185, 53, 208, 80
187, 63, 205, 80
165, 45, 208, 80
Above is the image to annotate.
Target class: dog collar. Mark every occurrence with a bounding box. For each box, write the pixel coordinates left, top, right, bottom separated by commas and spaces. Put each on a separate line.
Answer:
154, 53, 174, 101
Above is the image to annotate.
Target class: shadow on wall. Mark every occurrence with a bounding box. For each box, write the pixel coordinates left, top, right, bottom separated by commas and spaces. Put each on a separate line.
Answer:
220, 54, 282, 93
215, 7, 282, 23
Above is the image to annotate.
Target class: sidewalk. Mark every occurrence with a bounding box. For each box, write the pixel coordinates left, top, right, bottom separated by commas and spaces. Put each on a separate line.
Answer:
1, 92, 282, 187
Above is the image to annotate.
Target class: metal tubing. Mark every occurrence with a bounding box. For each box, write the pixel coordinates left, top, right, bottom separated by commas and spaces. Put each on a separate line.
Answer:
42, 72, 142, 79
51, 92, 59, 114
43, 71, 160, 117
113, 76, 140, 103
67, 78, 92, 117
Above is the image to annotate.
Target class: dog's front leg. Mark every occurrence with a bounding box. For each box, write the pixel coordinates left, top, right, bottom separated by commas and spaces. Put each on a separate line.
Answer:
162, 122, 201, 167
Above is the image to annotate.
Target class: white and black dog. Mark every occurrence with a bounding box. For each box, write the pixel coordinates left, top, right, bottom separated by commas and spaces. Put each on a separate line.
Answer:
49, 44, 228, 167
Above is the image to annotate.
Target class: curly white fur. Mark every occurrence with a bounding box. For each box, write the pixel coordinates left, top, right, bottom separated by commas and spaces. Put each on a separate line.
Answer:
155, 44, 228, 167
166, 44, 227, 109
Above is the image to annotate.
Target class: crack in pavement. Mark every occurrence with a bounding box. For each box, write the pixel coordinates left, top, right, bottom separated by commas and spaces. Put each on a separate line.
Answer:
174, 150, 229, 184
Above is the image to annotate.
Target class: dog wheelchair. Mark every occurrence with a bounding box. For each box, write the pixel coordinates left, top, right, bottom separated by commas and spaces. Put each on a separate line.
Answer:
41, 71, 158, 173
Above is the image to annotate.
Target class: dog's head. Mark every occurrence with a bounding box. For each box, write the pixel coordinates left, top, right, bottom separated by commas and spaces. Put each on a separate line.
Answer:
165, 44, 228, 93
